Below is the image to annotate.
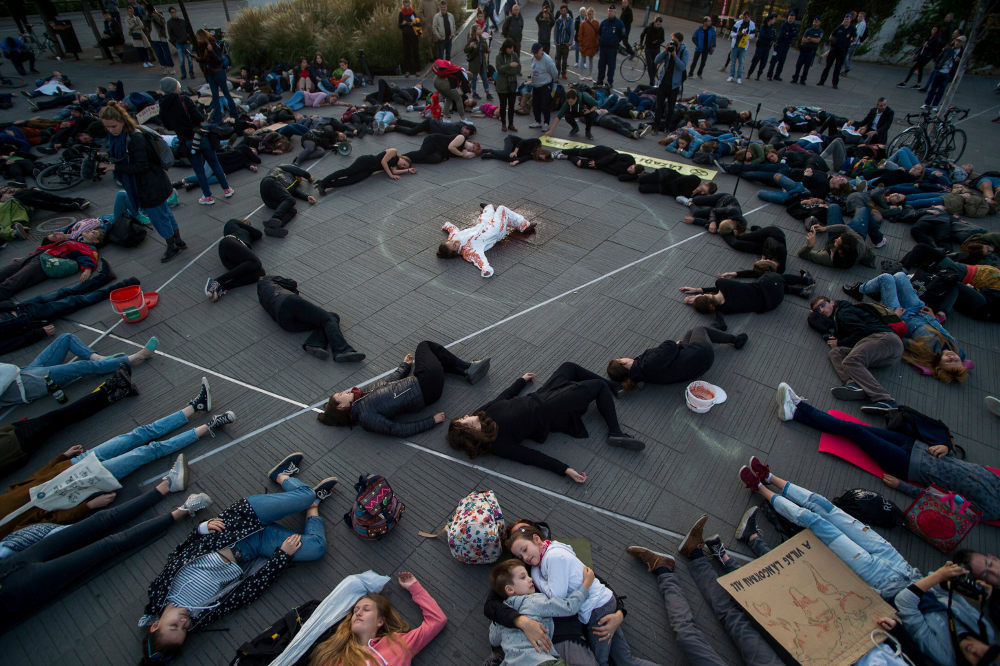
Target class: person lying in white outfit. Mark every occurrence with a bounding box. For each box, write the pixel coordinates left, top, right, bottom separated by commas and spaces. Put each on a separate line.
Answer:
437, 204, 535, 277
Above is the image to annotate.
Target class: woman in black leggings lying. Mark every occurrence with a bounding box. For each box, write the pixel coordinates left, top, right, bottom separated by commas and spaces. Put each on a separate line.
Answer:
679, 271, 814, 316
679, 192, 745, 234
204, 219, 265, 302
720, 225, 790, 273
316, 149, 415, 193
293, 126, 352, 165
447, 363, 644, 483
403, 133, 481, 164
480, 135, 552, 166
0, 476, 209, 628
607, 326, 748, 392
318, 341, 490, 434
256, 275, 364, 362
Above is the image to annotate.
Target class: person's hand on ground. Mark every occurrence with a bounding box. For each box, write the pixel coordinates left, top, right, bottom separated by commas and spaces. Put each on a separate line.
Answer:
826, 337, 838, 348
63, 444, 84, 458
717, 271, 737, 278
881, 473, 899, 488
433, 412, 446, 424
565, 468, 587, 483
679, 286, 702, 294
521, 372, 536, 381
87, 492, 116, 509
43, 324, 56, 336
306, 195, 317, 204
404, 353, 414, 363
398, 571, 418, 588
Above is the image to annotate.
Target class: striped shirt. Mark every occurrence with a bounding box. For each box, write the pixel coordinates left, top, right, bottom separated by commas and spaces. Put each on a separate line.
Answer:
165, 552, 242, 612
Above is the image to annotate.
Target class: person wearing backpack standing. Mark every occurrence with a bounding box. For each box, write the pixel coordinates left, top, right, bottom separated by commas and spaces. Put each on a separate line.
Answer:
139, 453, 337, 663
158, 77, 234, 206
98, 101, 186, 262
194, 29, 238, 124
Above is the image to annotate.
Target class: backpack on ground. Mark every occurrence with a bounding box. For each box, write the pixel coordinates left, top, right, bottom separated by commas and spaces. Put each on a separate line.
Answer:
229, 599, 320, 666
344, 474, 404, 540
138, 125, 176, 168
418, 490, 504, 564
833, 488, 906, 528
107, 212, 147, 247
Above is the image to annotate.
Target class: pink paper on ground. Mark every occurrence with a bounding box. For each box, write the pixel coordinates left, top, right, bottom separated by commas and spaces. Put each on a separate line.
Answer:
816, 410, 1000, 527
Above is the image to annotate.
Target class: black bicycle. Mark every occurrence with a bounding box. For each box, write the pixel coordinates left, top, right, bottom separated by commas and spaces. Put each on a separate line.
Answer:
36, 144, 107, 191
887, 106, 968, 162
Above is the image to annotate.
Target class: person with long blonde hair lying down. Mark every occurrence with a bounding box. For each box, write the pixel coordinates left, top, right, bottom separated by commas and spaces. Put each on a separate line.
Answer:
308, 572, 446, 666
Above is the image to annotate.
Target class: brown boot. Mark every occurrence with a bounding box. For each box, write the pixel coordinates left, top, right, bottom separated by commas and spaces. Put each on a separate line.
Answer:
679, 514, 709, 557
626, 546, 674, 573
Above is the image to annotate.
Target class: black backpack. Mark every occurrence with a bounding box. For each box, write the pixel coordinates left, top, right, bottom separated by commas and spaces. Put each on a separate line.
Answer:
230, 599, 320, 666
833, 488, 906, 528
107, 213, 147, 247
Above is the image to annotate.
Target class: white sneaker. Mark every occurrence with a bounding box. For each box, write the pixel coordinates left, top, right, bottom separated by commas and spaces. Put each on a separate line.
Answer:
775, 382, 803, 422
542, 122, 549, 131
528, 121, 542, 128
737, 78, 742, 84
675, 196, 693, 206
726, 76, 734, 82
180, 492, 212, 515
985, 395, 1000, 417
163, 454, 188, 492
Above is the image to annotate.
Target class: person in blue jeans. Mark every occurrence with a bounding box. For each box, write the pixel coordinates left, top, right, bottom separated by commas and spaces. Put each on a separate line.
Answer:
194, 29, 237, 124
810, 206, 885, 247
738, 455, 922, 601
141, 452, 336, 660
755, 174, 808, 205
0, 333, 158, 408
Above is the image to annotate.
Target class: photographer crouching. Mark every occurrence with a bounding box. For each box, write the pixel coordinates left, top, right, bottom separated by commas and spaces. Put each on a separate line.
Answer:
652, 32, 688, 134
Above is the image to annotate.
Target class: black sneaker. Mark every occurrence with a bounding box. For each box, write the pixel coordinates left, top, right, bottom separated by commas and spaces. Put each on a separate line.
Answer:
268, 452, 304, 483
734, 333, 749, 349
799, 269, 815, 285
842, 282, 864, 300
189, 377, 211, 412
312, 477, 338, 502
304, 344, 330, 360
607, 434, 645, 450
703, 534, 727, 562
830, 382, 866, 401
334, 350, 366, 362
104, 360, 138, 402
861, 400, 899, 415
465, 358, 491, 384
734, 505, 761, 543
206, 410, 236, 437
880, 258, 904, 274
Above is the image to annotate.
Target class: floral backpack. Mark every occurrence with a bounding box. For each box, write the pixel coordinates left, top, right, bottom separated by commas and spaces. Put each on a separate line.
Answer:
419, 491, 504, 564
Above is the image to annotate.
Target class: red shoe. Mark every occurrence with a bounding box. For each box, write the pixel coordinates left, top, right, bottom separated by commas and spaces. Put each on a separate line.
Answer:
749, 456, 770, 484
739, 466, 760, 490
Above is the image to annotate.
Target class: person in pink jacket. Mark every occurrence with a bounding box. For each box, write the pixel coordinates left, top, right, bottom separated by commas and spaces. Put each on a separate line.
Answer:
307, 572, 446, 666
437, 203, 535, 277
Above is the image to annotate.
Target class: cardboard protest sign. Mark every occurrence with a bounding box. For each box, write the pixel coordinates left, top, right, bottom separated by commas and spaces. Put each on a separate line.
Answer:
136, 103, 160, 125
538, 136, 716, 179
718, 529, 895, 665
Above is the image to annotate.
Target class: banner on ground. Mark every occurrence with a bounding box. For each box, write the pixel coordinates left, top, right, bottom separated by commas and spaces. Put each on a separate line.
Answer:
539, 136, 716, 179
717, 529, 895, 665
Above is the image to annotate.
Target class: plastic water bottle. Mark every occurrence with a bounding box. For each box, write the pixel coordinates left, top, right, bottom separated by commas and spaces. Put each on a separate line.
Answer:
45, 375, 67, 404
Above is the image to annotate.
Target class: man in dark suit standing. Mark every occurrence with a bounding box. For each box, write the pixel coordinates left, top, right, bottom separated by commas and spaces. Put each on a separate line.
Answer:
854, 97, 894, 144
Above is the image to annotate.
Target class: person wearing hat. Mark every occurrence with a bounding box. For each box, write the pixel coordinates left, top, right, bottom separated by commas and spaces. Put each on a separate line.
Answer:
595, 4, 626, 87
747, 14, 777, 80
432, 0, 456, 60
791, 16, 823, 84
527, 42, 558, 130
923, 34, 966, 110
689, 16, 716, 79
639, 16, 666, 85
767, 10, 799, 81
816, 13, 855, 88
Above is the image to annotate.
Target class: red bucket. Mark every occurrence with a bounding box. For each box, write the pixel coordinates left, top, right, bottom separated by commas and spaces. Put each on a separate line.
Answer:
110, 285, 157, 323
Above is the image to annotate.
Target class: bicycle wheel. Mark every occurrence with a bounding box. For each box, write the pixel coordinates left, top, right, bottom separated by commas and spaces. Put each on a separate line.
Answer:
618, 54, 645, 84
36, 162, 84, 191
936, 128, 967, 162
0, 76, 26, 89
887, 127, 928, 161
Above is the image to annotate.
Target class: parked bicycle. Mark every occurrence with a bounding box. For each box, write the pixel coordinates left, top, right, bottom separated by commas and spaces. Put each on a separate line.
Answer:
886, 106, 967, 162
618, 41, 660, 84
20, 30, 59, 57
36, 144, 107, 191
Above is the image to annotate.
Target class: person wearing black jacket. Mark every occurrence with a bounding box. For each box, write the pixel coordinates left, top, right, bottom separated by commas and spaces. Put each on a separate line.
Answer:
258, 164, 316, 238
719, 225, 790, 273
318, 342, 489, 431
808, 297, 903, 413
680, 273, 809, 316
606, 326, 748, 393
639, 17, 665, 85
561, 145, 643, 180
158, 77, 232, 204
637, 168, 717, 197
817, 14, 855, 89
257, 275, 363, 362
853, 98, 894, 145
403, 133, 480, 164
767, 11, 799, 81
99, 11, 126, 63
447, 364, 645, 482
203, 219, 265, 302
747, 14, 777, 80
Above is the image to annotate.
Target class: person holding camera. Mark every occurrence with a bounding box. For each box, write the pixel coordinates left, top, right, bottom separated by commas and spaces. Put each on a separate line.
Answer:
652, 33, 688, 133
955, 550, 1000, 631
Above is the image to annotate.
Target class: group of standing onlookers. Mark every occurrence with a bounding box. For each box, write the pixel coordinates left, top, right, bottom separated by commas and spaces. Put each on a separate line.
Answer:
895, 13, 969, 111
96, 2, 192, 75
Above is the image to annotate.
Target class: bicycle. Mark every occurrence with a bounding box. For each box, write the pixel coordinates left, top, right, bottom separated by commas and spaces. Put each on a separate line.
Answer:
21, 30, 59, 57
36, 144, 107, 192
618, 41, 660, 84
886, 106, 967, 162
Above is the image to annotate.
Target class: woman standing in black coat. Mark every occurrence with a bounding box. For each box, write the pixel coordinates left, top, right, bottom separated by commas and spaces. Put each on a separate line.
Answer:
98, 101, 185, 262
447, 363, 645, 483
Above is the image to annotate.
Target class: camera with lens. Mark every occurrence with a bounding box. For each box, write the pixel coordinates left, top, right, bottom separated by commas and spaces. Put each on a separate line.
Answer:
949, 573, 987, 599
667, 41, 677, 52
